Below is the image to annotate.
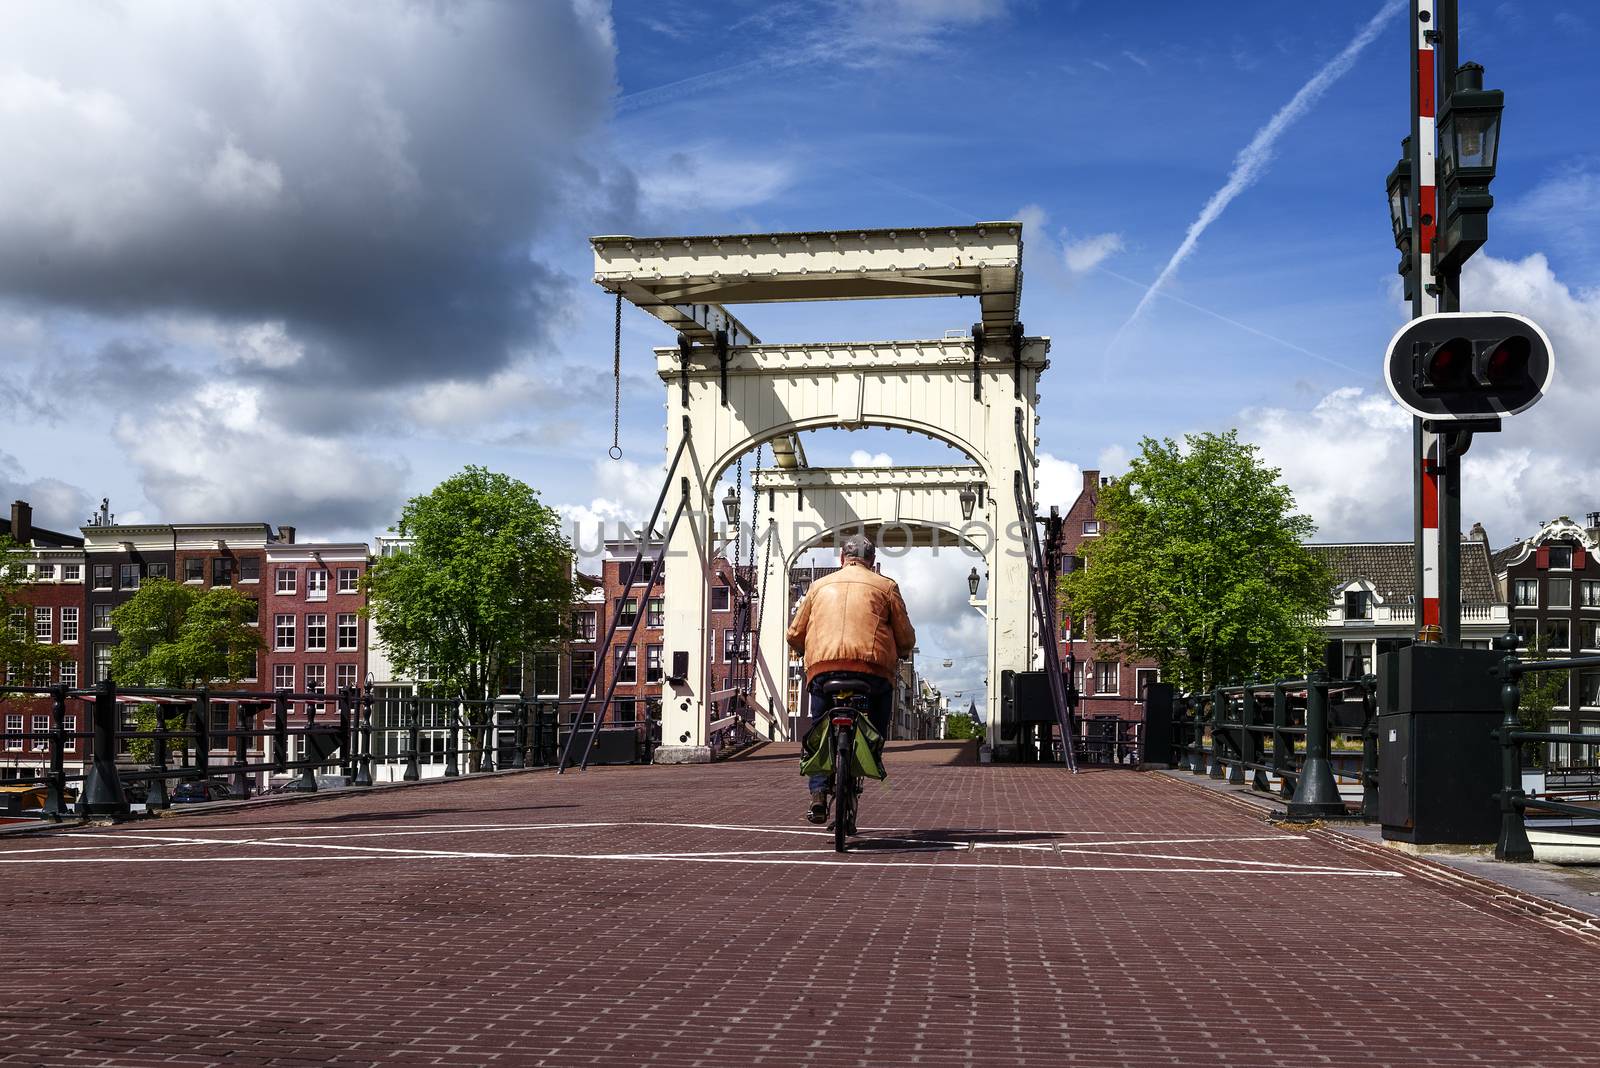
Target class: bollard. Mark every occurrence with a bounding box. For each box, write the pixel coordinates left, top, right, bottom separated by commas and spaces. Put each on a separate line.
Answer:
80, 677, 128, 816
403, 696, 421, 781
444, 699, 459, 777
44, 685, 68, 821
1272, 685, 1293, 798
512, 700, 528, 769
1208, 688, 1226, 779
1494, 658, 1535, 862
273, 693, 289, 775
1287, 673, 1345, 819
353, 680, 374, 787
1360, 678, 1380, 822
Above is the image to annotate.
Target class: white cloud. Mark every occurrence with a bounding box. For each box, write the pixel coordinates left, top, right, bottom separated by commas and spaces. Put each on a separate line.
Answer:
1062, 231, 1125, 273
640, 149, 793, 213
848, 449, 894, 466
1034, 452, 1082, 510
557, 457, 667, 566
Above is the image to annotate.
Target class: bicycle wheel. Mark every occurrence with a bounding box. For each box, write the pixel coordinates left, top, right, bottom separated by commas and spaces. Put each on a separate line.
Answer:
834, 726, 853, 853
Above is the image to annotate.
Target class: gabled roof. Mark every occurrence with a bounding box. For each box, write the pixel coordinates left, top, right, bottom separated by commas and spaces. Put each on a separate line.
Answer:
1304, 540, 1500, 605
0, 518, 82, 549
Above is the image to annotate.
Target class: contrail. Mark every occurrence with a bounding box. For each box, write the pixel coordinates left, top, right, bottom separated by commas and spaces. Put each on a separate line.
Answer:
1111, 0, 1404, 343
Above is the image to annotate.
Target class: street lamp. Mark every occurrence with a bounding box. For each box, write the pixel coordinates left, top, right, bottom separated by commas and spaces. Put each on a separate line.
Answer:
1436, 62, 1504, 272
1385, 137, 1413, 286
966, 567, 980, 597
959, 483, 977, 521
722, 484, 739, 526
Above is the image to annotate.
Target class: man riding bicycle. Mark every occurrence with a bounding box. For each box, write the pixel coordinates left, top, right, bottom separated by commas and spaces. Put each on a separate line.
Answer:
786, 534, 916, 825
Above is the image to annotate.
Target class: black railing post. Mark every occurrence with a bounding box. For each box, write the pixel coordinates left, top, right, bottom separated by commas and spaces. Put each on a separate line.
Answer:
512, 700, 527, 769
1288, 672, 1345, 819
1495, 656, 1535, 862
444, 699, 460, 777
149, 707, 170, 811
338, 688, 354, 781
403, 696, 421, 781
80, 676, 128, 816
353, 679, 374, 787
1208, 688, 1225, 779
1243, 685, 1268, 792
273, 693, 289, 775
482, 705, 496, 772
1272, 684, 1292, 798
194, 688, 211, 784
1360, 678, 1380, 822
1226, 690, 1246, 785
1189, 697, 1208, 775
44, 685, 68, 820
298, 691, 320, 791
231, 700, 253, 801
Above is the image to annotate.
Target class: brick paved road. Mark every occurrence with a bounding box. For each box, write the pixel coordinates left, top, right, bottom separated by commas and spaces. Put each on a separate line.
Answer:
2, 741, 1598, 1066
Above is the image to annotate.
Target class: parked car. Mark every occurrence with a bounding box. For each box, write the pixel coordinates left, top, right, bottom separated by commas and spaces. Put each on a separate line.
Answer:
171, 779, 234, 804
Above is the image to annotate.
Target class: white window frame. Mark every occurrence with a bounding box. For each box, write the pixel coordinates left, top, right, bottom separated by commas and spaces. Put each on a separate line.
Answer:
1548, 618, 1571, 652
33, 606, 51, 643
1582, 580, 1600, 608
336, 664, 358, 692
1514, 578, 1538, 607
576, 610, 597, 641
62, 563, 81, 583
62, 713, 76, 748
3, 714, 21, 751
30, 714, 48, 752
274, 665, 295, 692
34, 563, 55, 581
336, 613, 358, 651
1083, 520, 1100, 536
1549, 578, 1573, 609
337, 567, 360, 593
276, 568, 297, 594
1549, 545, 1575, 570
1095, 661, 1119, 695
274, 614, 295, 652
59, 660, 76, 689
304, 663, 327, 695
59, 607, 78, 644
710, 586, 731, 612
306, 569, 328, 601
305, 613, 327, 652
91, 564, 113, 590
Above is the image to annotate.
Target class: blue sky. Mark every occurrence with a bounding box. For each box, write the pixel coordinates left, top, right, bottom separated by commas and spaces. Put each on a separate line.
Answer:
1, 0, 1596, 701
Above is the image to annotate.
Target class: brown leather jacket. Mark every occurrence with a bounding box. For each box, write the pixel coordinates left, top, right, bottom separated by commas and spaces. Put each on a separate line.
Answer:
786, 560, 916, 682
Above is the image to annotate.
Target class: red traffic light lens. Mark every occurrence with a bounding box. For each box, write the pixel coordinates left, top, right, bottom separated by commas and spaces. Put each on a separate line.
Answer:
1424, 338, 1472, 390
1483, 335, 1530, 385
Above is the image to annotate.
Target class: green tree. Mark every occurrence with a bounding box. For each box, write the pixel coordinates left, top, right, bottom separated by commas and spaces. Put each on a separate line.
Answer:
1516, 633, 1569, 768
1060, 430, 1331, 694
367, 466, 578, 709
0, 537, 71, 701
943, 711, 983, 740
108, 579, 263, 761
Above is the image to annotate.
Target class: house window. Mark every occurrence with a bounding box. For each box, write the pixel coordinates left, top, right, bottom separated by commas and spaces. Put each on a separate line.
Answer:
1547, 618, 1571, 652
33, 607, 51, 642
570, 651, 595, 693
59, 660, 76, 689
647, 597, 664, 627
91, 604, 112, 631
274, 665, 294, 692
59, 607, 78, 643
306, 569, 328, 600
613, 697, 636, 724
212, 557, 235, 586
1083, 520, 1100, 536
147, 562, 169, 580
1343, 640, 1373, 679
1342, 590, 1371, 620
62, 564, 80, 582
30, 714, 48, 751
7, 607, 22, 638
93, 644, 112, 683
710, 585, 731, 612
34, 563, 55, 580
624, 560, 654, 587
305, 614, 327, 651
1581, 671, 1600, 709
1512, 618, 1538, 648
1135, 668, 1160, 698
337, 567, 359, 593
91, 564, 113, 590
32, 662, 49, 687
575, 610, 597, 641
275, 614, 295, 651
1550, 545, 1574, 569
1514, 579, 1538, 607
237, 556, 259, 582
646, 645, 663, 683
724, 629, 750, 662
184, 558, 204, 582
1094, 661, 1119, 695
304, 663, 326, 696
1550, 720, 1571, 767
276, 568, 297, 594
1549, 578, 1572, 609
1581, 620, 1600, 651
1582, 581, 1600, 608
616, 598, 637, 626
119, 563, 140, 590
336, 664, 358, 692
3, 714, 20, 751
62, 713, 76, 747
615, 647, 637, 684
336, 614, 358, 650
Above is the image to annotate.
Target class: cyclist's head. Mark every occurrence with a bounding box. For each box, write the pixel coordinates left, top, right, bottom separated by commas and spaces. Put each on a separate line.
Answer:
840, 534, 876, 567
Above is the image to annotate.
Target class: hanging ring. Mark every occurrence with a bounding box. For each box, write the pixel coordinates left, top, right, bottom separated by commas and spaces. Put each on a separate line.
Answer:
608, 445, 623, 461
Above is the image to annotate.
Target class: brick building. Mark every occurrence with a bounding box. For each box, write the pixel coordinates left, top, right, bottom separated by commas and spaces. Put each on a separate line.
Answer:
1491, 514, 1600, 766
263, 537, 369, 711
1, 501, 87, 779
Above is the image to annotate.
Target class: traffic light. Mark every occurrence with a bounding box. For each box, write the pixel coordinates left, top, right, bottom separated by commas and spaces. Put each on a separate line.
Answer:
1385, 312, 1553, 421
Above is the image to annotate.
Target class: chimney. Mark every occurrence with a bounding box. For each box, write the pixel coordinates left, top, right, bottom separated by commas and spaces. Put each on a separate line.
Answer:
9, 500, 31, 545
1082, 469, 1099, 495
278, 525, 296, 544
1468, 522, 1488, 543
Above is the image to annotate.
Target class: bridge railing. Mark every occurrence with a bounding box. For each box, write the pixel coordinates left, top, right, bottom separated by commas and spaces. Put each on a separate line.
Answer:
0, 679, 564, 821
1169, 673, 1378, 821
1492, 651, 1600, 862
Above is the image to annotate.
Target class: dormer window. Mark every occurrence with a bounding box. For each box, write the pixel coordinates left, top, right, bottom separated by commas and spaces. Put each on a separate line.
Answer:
1550, 545, 1574, 570
1343, 590, 1371, 620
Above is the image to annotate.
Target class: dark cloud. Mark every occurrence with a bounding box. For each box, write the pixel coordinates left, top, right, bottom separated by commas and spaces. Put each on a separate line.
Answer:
0, 1, 628, 387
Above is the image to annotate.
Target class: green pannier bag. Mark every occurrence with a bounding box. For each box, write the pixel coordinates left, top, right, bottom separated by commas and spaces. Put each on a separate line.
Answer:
799, 712, 886, 781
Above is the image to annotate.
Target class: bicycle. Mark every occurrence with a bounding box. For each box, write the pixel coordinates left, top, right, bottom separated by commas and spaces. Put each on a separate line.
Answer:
820, 678, 869, 853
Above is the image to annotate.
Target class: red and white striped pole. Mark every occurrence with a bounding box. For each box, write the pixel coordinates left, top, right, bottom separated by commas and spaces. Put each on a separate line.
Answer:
1411, 0, 1442, 641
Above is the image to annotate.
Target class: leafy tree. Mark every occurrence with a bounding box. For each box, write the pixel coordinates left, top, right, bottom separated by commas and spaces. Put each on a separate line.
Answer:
1060, 430, 1331, 694
367, 466, 578, 710
0, 537, 71, 702
943, 711, 983, 740
108, 579, 262, 761
1516, 633, 1569, 768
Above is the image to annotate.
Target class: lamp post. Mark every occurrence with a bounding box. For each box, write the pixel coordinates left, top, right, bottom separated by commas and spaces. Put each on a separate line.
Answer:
966, 567, 980, 597
1435, 61, 1504, 283
722, 485, 739, 526
959, 484, 977, 522
1385, 138, 1414, 296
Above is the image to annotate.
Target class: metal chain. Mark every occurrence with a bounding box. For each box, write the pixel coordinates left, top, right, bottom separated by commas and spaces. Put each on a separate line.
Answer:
608, 290, 623, 460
